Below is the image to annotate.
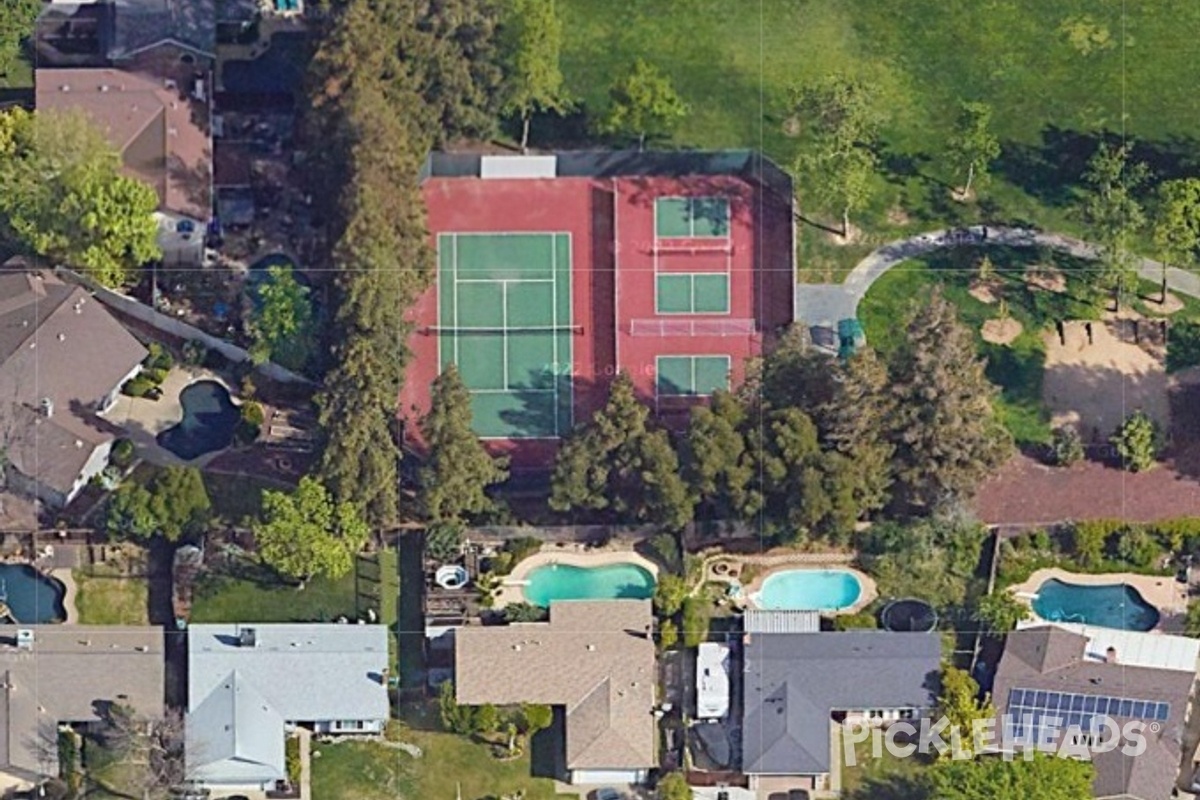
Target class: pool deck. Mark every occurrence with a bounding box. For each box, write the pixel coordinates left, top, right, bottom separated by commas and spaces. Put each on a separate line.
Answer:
106, 367, 238, 467
705, 552, 877, 614
1008, 567, 1188, 626
495, 547, 660, 608
50, 568, 79, 625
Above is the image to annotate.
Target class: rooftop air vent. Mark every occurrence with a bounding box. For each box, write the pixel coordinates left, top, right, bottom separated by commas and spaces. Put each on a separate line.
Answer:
238, 627, 258, 648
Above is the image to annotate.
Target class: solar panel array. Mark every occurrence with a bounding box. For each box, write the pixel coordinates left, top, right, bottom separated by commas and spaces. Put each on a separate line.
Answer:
1005, 687, 1170, 740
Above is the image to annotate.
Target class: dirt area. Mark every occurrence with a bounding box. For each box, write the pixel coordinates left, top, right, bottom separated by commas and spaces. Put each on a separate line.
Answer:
824, 223, 864, 246
1041, 316, 1170, 437
886, 206, 911, 226
969, 279, 1000, 304
982, 317, 1022, 345
1145, 292, 1185, 315
1024, 265, 1067, 293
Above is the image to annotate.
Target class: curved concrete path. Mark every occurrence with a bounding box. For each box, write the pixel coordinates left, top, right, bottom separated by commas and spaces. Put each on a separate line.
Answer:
794, 225, 1200, 330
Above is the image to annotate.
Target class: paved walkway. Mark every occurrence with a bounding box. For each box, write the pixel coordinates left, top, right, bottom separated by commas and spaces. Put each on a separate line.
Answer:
794, 225, 1200, 330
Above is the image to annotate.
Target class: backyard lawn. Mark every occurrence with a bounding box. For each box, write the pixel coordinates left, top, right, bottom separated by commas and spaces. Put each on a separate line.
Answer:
311, 706, 561, 800
73, 563, 150, 626
839, 734, 931, 800
559, 1, 1200, 279
203, 471, 285, 524
190, 555, 358, 623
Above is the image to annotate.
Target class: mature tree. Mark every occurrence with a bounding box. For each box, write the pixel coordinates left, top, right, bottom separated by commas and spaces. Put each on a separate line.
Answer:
247, 265, 314, 371
252, 476, 369, 588
681, 596, 710, 647
550, 373, 693, 529
106, 467, 211, 542
858, 513, 986, 610
1110, 410, 1161, 472
682, 391, 756, 521
420, 364, 509, 521
974, 591, 1031, 636
1152, 178, 1200, 299
314, 63, 434, 526
888, 288, 1012, 510
1081, 141, 1149, 308
821, 348, 895, 514
790, 73, 887, 236
659, 618, 679, 649
0, 0, 38, 80
1185, 599, 1200, 638
500, 0, 568, 150
751, 407, 860, 544
0, 108, 160, 286
759, 323, 837, 413
96, 706, 187, 800
598, 59, 688, 150
925, 752, 1095, 799
657, 772, 692, 800
937, 666, 995, 758
946, 101, 1000, 197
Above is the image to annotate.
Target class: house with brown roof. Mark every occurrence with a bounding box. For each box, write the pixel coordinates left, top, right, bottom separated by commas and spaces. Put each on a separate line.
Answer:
0, 625, 164, 791
35, 0, 215, 265
992, 624, 1197, 800
454, 600, 657, 786
0, 267, 147, 508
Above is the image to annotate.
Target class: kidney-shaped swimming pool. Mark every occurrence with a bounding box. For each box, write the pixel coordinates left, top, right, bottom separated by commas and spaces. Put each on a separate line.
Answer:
1032, 578, 1160, 631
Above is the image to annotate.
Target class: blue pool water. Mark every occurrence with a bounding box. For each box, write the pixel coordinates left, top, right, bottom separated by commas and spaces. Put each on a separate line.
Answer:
524, 563, 656, 607
0, 565, 65, 624
156, 380, 239, 460
757, 569, 863, 611
1033, 579, 1160, 631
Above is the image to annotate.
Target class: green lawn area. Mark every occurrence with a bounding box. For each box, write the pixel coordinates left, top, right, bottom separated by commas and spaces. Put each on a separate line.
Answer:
190, 554, 358, 623
73, 563, 150, 625
203, 471, 288, 524
559, 1, 1200, 280
859, 246, 1106, 446
0, 53, 33, 90
311, 706, 561, 800
840, 734, 931, 800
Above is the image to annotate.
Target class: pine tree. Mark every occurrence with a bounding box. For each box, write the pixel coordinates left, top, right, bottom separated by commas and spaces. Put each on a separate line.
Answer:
420, 364, 509, 520
821, 348, 895, 513
682, 391, 757, 521
550, 373, 693, 529
888, 288, 1012, 510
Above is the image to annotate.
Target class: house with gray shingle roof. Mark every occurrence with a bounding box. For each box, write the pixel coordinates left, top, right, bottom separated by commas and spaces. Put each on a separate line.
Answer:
0, 267, 147, 508
185, 624, 390, 791
741, 623, 940, 795
0, 625, 164, 789
454, 600, 657, 786
992, 624, 1197, 800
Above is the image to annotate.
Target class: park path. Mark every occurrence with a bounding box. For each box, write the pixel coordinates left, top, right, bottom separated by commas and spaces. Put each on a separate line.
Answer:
794, 225, 1200, 330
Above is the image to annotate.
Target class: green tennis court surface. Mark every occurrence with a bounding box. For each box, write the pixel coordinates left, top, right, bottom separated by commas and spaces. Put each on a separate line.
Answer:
655, 196, 731, 238
438, 232, 572, 438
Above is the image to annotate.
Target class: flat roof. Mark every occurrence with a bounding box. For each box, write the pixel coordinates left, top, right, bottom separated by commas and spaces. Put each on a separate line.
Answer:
697, 643, 730, 720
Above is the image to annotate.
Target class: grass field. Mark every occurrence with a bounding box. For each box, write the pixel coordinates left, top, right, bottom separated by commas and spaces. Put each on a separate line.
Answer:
73, 564, 150, 626
559, 1, 1200, 280
839, 734, 930, 800
190, 555, 358, 623
311, 705, 561, 800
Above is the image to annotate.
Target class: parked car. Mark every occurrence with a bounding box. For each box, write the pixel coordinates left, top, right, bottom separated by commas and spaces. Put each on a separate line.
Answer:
592, 789, 623, 800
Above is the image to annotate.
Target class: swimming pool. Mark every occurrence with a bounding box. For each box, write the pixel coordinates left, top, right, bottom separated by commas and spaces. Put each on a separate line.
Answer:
755, 569, 862, 611
0, 565, 66, 624
524, 563, 656, 607
1032, 579, 1160, 631
156, 381, 239, 460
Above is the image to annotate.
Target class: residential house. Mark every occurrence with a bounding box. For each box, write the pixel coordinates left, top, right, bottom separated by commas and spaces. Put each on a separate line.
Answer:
0, 267, 147, 508
185, 624, 390, 791
35, 0, 215, 264
993, 623, 1197, 800
741, 620, 941, 795
0, 625, 164, 791
455, 600, 658, 785
403, 150, 795, 469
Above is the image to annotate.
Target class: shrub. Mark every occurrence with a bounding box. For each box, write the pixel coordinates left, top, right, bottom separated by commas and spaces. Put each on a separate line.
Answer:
110, 438, 135, 468
833, 611, 878, 631
503, 602, 547, 624
654, 574, 687, 616
285, 736, 301, 785
426, 519, 465, 562
182, 339, 207, 366
121, 375, 156, 397
649, 531, 682, 572
659, 618, 679, 649
234, 420, 260, 445
1070, 520, 1113, 568
145, 342, 174, 372
1111, 411, 1162, 472
143, 366, 169, 385
681, 596, 710, 647
1114, 527, 1161, 569
1185, 599, 1200, 638
1049, 424, 1085, 466
241, 400, 265, 427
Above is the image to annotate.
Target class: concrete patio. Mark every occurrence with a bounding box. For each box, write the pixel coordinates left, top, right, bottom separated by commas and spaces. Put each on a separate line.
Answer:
104, 367, 236, 467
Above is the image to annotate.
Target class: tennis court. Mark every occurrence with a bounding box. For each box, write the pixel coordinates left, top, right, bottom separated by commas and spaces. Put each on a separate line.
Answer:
654, 196, 731, 238
437, 232, 573, 438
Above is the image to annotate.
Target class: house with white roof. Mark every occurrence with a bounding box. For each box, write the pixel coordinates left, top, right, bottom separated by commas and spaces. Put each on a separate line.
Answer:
185, 624, 390, 791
